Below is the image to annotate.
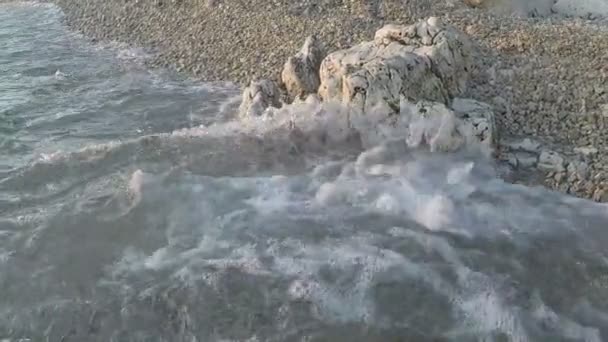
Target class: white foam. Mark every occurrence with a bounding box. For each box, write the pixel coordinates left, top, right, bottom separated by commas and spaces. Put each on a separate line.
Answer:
0, 250, 13, 264
270, 238, 431, 324
531, 294, 602, 341
127, 169, 145, 204
54, 69, 68, 80
92, 41, 152, 63
16, 84, 598, 339
315, 182, 349, 206
414, 194, 455, 231
99, 136, 608, 339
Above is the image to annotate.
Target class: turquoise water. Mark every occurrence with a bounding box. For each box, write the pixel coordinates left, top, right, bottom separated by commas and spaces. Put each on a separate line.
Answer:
2, 2, 608, 341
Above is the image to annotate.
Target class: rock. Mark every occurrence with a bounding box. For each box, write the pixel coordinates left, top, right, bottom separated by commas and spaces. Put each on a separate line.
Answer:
507, 153, 518, 168
592, 188, 608, 202
515, 152, 538, 168
238, 79, 282, 117
567, 160, 589, 179
492, 95, 508, 114
504, 138, 541, 153
601, 104, 608, 118
406, 99, 496, 152
452, 98, 497, 149
318, 18, 473, 114
281, 35, 325, 100
538, 150, 565, 172
574, 146, 599, 157
416, 19, 473, 96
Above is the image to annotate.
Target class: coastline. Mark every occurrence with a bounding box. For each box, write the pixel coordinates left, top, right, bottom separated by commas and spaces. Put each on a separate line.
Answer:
29, 0, 608, 201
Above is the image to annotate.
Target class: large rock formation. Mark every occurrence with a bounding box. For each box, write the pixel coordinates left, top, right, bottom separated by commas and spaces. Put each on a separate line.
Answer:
281, 35, 325, 100
238, 18, 496, 154
317, 17, 473, 114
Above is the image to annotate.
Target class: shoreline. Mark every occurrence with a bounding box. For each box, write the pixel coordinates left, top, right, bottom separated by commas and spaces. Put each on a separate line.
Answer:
29, 0, 608, 201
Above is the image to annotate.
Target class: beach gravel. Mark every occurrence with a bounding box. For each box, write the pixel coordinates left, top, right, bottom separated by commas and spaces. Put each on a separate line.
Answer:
48, 0, 608, 201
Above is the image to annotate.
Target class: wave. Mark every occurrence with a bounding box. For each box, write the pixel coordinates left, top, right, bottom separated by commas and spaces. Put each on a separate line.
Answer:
2, 2, 608, 340
2, 100, 608, 340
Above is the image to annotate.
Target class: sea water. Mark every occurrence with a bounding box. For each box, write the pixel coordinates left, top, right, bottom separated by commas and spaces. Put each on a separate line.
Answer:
1, 2, 608, 341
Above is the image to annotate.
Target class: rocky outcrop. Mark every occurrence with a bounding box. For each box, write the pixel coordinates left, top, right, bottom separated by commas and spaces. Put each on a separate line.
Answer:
239, 19, 492, 153
281, 35, 325, 100
240, 18, 475, 120
238, 79, 282, 117
317, 17, 473, 114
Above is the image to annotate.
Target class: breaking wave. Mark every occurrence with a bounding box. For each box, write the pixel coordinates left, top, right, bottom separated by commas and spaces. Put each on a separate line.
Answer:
2, 2, 608, 341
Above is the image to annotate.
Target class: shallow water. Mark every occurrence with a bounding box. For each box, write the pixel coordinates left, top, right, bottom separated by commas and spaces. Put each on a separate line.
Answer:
2, 2, 608, 342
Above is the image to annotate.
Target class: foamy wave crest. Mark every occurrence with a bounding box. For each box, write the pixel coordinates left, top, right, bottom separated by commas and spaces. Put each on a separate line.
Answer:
99, 137, 608, 340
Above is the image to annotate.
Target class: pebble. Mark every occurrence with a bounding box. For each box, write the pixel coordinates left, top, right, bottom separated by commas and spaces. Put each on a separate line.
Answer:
593, 188, 608, 202
538, 150, 565, 173
567, 160, 589, 179
505, 138, 541, 153
574, 146, 599, 157
601, 104, 608, 118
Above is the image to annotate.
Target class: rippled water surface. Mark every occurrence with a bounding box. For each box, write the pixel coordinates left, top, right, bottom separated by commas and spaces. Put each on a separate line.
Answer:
2, 2, 608, 342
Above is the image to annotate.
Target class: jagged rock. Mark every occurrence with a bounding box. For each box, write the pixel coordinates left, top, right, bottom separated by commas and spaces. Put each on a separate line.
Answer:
406, 99, 496, 152
318, 17, 473, 114
452, 98, 497, 149
538, 150, 565, 172
238, 79, 282, 117
281, 36, 325, 100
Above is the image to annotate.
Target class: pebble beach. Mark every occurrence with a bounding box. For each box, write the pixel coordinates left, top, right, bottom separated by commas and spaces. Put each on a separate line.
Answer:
44, 0, 608, 201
